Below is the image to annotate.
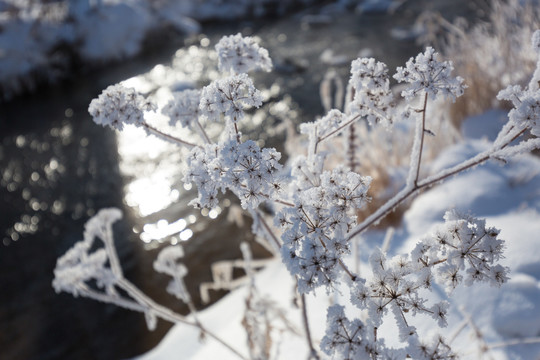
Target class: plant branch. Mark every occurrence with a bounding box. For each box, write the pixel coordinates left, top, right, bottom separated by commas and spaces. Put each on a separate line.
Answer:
300, 293, 320, 360
347, 126, 528, 241
255, 209, 283, 250
410, 93, 429, 187
195, 118, 212, 144
315, 113, 362, 153
143, 122, 199, 148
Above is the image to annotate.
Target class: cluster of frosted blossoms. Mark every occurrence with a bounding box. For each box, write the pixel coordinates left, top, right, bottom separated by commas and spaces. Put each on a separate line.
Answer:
277, 164, 371, 293
161, 89, 201, 128
349, 57, 396, 126
299, 109, 348, 154
215, 33, 272, 74
52, 208, 122, 297
394, 47, 465, 102
76, 31, 540, 360
88, 84, 156, 130
321, 304, 388, 360
497, 83, 540, 137
412, 209, 508, 291
320, 210, 507, 359
199, 73, 263, 126
184, 139, 283, 210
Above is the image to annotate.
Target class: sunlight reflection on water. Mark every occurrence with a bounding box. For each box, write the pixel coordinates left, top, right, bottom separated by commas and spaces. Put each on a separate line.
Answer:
115, 39, 221, 247
114, 35, 299, 249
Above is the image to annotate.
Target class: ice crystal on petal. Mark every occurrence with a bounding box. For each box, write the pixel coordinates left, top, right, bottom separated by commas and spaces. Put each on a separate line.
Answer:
215, 33, 272, 74
394, 47, 465, 102
88, 84, 155, 130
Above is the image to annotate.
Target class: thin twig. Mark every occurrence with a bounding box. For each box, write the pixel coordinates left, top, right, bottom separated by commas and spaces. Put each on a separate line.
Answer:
255, 209, 283, 250
143, 123, 199, 148
489, 337, 540, 349
412, 93, 429, 186
315, 113, 362, 151
195, 118, 212, 144
300, 293, 320, 360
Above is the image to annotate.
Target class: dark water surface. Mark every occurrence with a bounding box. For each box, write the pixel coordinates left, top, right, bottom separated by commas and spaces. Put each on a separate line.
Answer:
0, 2, 487, 359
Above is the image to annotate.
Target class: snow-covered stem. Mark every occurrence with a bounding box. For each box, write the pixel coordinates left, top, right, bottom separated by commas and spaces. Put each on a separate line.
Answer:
448, 319, 468, 345
347, 123, 358, 172
347, 125, 528, 241
409, 93, 429, 187
103, 216, 123, 278
74, 274, 248, 359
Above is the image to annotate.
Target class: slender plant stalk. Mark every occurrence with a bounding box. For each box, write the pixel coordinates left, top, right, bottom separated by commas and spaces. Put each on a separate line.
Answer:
300, 293, 320, 360
412, 93, 429, 186
195, 118, 212, 144
255, 209, 283, 250
143, 122, 199, 148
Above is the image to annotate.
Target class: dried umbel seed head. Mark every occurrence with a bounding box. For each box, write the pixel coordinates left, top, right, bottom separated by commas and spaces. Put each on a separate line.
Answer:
88, 84, 155, 131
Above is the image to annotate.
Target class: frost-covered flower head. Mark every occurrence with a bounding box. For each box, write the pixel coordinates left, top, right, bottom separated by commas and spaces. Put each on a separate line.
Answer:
320, 305, 382, 360
215, 33, 272, 74
349, 57, 395, 127
497, 85, 540, 137
88, 84, 156, 130
278, 167, 371, 293
184, 139, 283, 210
394, 47, 465, 102
199, 73, 263, 124
52, 208, 122, 297
162, 89, 201, 128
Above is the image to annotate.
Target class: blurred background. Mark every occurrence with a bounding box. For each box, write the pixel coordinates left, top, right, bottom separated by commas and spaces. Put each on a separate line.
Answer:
0, 0, 533, 359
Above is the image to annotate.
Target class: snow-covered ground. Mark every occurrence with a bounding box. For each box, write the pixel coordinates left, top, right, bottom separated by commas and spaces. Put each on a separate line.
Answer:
0, 0, 328, 99
136, 110, 540, 359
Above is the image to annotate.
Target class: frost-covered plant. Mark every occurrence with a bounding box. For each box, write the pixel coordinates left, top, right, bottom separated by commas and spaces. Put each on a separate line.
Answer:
54, 31, 540, 359
88, 84, 157, 131
216, 33, 272, 74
